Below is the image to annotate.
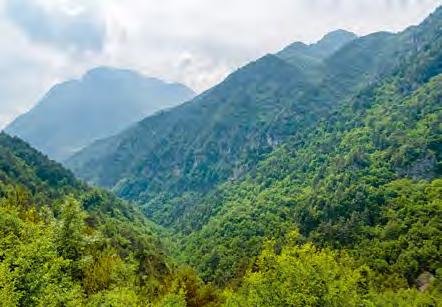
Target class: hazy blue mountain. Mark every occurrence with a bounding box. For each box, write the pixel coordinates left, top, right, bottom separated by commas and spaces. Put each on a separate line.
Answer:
4, 67, 195, 161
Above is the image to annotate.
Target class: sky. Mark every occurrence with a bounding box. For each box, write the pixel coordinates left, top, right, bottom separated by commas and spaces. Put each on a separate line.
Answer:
0, 0, 440, 129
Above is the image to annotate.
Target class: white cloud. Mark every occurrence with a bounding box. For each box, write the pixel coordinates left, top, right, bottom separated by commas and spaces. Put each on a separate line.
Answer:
0, 0, 440, 128
5, 0, 105, 52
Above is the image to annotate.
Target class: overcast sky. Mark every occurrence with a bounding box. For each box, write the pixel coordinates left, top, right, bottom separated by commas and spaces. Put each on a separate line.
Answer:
0, 0, 440, 128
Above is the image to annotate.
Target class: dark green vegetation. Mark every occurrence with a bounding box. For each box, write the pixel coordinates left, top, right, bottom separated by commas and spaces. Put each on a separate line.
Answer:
5, 67, 195, 161
0, 133, 220, 306
3, 6, 442, 307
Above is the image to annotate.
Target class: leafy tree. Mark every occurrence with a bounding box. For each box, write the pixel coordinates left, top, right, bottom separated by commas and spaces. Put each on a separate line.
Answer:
225, 238, 367, 306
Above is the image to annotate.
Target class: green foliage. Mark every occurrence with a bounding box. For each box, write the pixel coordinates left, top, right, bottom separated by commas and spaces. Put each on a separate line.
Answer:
162, 267, 221, 307
179, 50, 442, 286
156, 290, 187, 307
353, 179, 442, 289
225, 240, 367, 306
0, 201, 83, 306
368, 288, 440, 307
0, 133, 219, 306
87, 287, 141, 307
226, 238, 441, 306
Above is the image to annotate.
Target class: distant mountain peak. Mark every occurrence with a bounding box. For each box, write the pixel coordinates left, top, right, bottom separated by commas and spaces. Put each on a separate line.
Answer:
282, 41, 307, 52
431, 5, 442, 17
85, 66, 124, 75
84, 66, 130, 78
277, 29, 357, 66
320, 29, 357, 39
5, 67, 195, 161
82, 66, 161, 84
317, 29, 357, 46
417, 5, 442, 32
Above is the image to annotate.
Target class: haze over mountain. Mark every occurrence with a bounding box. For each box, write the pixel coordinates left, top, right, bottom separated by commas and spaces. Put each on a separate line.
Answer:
4, 67, 195, 161
276, 29, 357, 74
0, 4, 441, 306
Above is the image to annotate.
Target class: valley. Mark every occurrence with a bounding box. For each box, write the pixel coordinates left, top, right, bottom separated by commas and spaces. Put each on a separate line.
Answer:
0, 5, 441, 307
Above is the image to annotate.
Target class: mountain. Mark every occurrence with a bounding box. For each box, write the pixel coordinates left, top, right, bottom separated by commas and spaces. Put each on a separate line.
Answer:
67, 55, 315, 192
276, 29, 357, 75
175, 6, 442, 292
182, 52, 442, 286
0, 132, 220, 305
67, 9, 439, 230
4, 67, 195, 161
278, 29, 357, 60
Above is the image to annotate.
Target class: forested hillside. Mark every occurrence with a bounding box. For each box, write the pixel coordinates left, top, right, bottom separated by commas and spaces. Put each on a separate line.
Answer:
181, 58, 442, 285
176, 8, 442, 304
0, 133, 219, 306
68, 6, 441, 306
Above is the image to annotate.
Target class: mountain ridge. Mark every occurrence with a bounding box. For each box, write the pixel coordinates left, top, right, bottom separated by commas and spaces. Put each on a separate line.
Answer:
276, 29, 357, 77
66, 14, 439, 225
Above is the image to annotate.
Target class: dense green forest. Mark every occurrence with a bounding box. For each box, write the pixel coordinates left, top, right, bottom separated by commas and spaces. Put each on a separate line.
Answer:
1, 129, 440, 305
181, 67, 442, 285
0, 133, 220, 306
174, 7, 442, 303
1, 6, 442, 307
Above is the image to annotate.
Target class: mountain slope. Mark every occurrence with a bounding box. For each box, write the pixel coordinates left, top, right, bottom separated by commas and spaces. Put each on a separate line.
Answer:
5, 67, 195, 161
67, 55, 316, 192
0, 133, 220, 306
65, 35, 367, 199
174, 7, 442, 287
68, 8, 441, 232
182, 71, 442, 286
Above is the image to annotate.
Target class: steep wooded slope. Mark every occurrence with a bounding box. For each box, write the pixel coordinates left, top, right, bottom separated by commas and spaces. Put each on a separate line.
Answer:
177, 9, 442, 286
0, 133, 219, 306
